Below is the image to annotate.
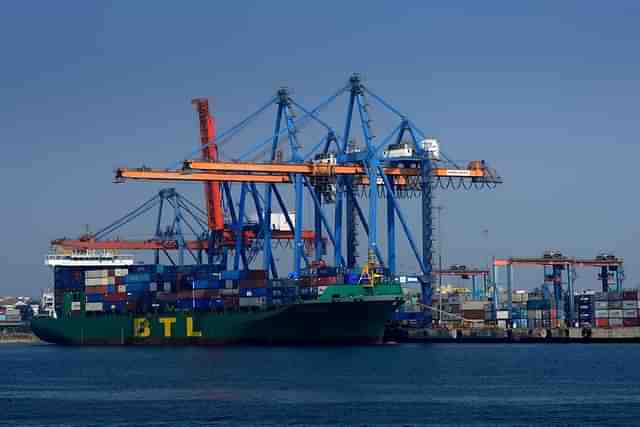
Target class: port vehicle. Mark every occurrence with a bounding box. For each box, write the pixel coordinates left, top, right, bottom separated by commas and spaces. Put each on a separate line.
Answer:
596, 252, 616, 261
543, 250, 563, 259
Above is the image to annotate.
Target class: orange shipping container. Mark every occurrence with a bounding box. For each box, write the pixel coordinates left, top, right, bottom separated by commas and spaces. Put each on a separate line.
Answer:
596, 318, 609, 328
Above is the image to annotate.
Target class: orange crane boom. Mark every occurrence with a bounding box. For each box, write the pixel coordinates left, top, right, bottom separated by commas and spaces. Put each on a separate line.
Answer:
115, 160, 496, 184
53, 228, 317, 251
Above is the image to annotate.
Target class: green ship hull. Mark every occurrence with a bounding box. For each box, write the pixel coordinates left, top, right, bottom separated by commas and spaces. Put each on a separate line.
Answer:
32, 291, 402, 345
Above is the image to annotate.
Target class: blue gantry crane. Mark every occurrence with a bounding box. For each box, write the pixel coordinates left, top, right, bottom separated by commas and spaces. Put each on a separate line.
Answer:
110, 73, 502, 326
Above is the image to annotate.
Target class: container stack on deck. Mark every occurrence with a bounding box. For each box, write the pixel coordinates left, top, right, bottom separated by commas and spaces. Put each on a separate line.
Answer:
53, 265, 316, 317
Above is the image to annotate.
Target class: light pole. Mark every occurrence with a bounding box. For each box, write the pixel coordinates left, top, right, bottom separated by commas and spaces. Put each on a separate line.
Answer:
483, 228, 490, 298
435, 205, 445, 325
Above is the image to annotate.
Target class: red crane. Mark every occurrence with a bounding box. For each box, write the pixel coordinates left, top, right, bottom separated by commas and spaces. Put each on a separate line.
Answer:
192, 98, 224, 231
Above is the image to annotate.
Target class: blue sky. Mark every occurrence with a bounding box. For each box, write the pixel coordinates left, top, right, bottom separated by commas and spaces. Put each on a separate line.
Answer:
1, 2, 639, 296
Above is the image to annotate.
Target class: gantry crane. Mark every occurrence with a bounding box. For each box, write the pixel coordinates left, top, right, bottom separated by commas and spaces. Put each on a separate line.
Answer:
52, 100, 320, 267
493, 253, 624, 326
113, 74, 503, 326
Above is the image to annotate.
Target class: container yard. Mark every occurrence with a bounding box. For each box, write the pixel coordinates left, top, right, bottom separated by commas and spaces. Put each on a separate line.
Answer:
385, 250, 640, 343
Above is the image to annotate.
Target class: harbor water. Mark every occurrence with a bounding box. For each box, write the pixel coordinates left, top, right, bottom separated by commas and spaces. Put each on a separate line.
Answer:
3, 343, 640, 426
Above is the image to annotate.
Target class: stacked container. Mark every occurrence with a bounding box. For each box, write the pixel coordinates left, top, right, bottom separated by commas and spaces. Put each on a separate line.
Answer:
622, 290, 639, 327
461, 300, 486, 322
575, 293, 595, 327
608, 291, 623, 328
593, 290, 640, 328
526, 294, 553, 329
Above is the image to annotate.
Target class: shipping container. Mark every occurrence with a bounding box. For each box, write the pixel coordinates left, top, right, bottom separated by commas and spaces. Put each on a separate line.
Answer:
239, 296, 268, 307
496, 310, 509, 320
608, 309, 623, 319
126, 283, 149, 293
609, 317, 624, 327
623, 290, 639, 300
594, 292, 608, 302
622, 300, 637, 309
462, 300, 487, 310
85, 294, 104, 303
623, 309, 638, 318
85, 285, 108, 295
345, 272, 361, 284
104, 293, 127, 302
85, 277, 109, 287
238, 279, 268, 289
124, 273, 152, 283
193, 279, 224, 290
155, 292, 178, 302
608, 291, 623, 301
461, 309, 484, 320
85, 302, 103, 312
596, 318, 609, 328
527, 299, 551, 310
608, 300, 623, 310
595, 301, 609, 309
85, 270, 109, 279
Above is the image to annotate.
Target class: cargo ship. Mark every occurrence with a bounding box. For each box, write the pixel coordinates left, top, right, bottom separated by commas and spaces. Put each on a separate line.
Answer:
32, 250, 404, 345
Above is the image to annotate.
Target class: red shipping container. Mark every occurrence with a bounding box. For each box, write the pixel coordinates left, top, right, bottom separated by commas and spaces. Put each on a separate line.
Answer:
314, 276, 338, 286
623, 318, 640, 327
623, 290, 638, 300
246, 270, 267, 280
239, 279, 267, 289
115, 277, 123, 285
104, 293, 127, 302
156, 292, 177, 302
108, 269, 115, 277
194, 289, 221, 299
223, 295, 239, 309
85, 285, 108, 295
177, 290, 193, 300
596, 318, 609, 328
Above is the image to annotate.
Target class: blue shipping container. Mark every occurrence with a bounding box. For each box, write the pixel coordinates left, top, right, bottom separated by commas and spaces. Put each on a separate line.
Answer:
271, 287, 297, 297
239, 288, 270, 297
86, 294, 104, 303
193, 279, 224, 290
124, 273, 151, 283
126, 283, 150, 293
177, 298, 212, 310
345, 272, 360, 284
221, 270, 243, 280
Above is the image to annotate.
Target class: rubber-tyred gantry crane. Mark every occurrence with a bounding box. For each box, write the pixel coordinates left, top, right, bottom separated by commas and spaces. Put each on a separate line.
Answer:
493, 253, 624, 327
113, 74, 503, 326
